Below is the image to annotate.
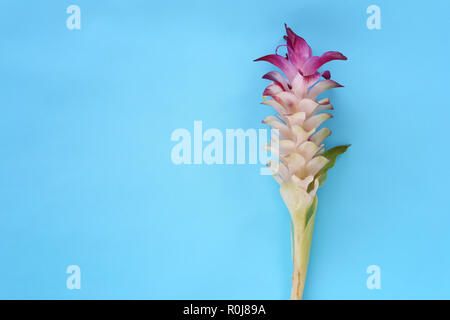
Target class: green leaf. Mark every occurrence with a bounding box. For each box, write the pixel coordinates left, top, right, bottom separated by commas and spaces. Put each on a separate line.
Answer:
317, 171, 327, 186
322, 144, 350, 161
318, 144, 350, 185
307, 144, 350, 192
305, 196, 317, 228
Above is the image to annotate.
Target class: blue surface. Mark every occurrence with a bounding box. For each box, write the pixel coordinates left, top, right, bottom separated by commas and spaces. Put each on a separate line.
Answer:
0, 0, 449, 299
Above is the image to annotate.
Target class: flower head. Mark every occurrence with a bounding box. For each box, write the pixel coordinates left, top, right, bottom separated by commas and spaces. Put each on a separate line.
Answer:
284, 25, 347, 77
255, 24, 347, 97
255, 25, 347, 191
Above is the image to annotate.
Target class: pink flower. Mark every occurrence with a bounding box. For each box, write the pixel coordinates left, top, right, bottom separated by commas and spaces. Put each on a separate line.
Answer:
255, 24, 347, 84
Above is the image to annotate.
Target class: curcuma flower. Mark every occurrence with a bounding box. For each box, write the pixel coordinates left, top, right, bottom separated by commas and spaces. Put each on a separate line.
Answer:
255, 25, 349, 300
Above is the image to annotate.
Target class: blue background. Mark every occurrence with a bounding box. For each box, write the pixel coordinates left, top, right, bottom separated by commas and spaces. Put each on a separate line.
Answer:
0, 0, 449, 299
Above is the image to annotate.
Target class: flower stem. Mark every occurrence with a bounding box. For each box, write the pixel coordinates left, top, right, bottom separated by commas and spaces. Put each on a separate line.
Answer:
289, 197, 317, 300
290, 224, 307, 300
291, 263, 305, 300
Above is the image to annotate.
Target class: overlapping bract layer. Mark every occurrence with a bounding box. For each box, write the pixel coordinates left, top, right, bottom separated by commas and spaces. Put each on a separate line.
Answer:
255, 25, 347, 213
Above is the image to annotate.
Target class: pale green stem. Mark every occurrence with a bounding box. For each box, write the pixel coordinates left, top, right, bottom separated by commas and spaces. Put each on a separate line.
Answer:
290, 197, 317, 300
